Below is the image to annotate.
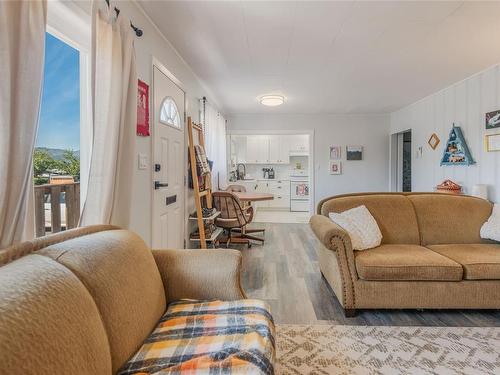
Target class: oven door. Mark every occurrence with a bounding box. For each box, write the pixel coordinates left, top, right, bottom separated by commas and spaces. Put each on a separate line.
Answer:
290, 181, 309, 200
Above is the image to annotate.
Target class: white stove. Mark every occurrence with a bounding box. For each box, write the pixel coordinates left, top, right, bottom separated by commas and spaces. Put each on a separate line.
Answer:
290, 169, 309, 212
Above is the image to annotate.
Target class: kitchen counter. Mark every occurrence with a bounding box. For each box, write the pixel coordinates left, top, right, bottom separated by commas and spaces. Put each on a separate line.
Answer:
230, 179, 290, 183
226, 179, 292, 210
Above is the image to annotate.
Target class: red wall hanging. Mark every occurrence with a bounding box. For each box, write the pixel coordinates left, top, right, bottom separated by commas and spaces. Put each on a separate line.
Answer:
136, 79, 150, 136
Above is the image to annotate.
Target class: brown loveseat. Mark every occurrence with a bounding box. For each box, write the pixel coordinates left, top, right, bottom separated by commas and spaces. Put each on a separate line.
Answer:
310, 192, 500, 316
0, 226, 274, 374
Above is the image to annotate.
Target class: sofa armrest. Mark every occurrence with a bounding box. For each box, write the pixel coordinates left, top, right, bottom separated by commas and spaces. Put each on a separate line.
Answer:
309, 214, 352, 251
309, 214, 358, 309
152, 248, 246, 303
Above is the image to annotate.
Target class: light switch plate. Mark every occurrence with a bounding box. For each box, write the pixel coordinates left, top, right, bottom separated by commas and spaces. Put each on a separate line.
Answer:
138, 153, 148, 170
415, 146, 423, 159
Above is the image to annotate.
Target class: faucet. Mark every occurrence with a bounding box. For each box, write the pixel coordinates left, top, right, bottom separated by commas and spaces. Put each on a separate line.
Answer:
236, 163, 246, 180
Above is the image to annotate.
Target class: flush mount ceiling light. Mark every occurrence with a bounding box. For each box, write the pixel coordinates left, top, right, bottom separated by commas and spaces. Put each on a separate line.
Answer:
260, 95, 285, 107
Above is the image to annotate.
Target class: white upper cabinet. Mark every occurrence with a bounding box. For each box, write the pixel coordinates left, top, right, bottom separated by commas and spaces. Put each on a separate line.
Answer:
289, 134, 309, 154
268, 135, 290, 164
246, 135, 269, 163
268, 136, 280, 163
230, 135, 247, 164
231, 134, 300, 164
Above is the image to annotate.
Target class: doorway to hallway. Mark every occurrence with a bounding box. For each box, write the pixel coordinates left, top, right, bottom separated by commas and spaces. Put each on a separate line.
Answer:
390, 130, 412, 192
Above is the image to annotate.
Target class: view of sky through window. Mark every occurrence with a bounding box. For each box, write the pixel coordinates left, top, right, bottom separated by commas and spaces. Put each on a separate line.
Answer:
37, 33, 80, 151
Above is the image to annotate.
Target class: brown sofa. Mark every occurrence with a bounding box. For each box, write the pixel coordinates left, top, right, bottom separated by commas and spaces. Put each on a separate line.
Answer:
310, 192, 500, 316
0, 226, 274, 374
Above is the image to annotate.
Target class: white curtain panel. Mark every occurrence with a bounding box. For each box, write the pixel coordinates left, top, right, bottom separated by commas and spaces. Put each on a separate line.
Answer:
80, 4, 137, 227
203, 101, 227, 190
0, 1, 47, 248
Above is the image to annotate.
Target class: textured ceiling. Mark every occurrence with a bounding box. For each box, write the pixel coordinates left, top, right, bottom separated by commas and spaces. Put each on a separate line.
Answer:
138, 1, 500, 114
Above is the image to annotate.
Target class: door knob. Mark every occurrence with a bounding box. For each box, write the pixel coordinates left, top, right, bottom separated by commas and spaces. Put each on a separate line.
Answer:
154, 181, 168, 189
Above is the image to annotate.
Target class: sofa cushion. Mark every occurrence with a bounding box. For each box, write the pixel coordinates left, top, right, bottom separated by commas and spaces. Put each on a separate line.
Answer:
355, 244, 463, 281
320, 194, 420, 245
118, 299, 275, 375
480, 203, 500, 241
329, 205, 382, 250
38, 229, 166, 373
427, 244, 500, 280
407, 194, 492, 245
0, 254, 112, 375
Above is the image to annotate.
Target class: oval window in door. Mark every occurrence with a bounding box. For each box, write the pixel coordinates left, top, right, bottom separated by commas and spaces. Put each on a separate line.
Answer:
159, 96, 181, 129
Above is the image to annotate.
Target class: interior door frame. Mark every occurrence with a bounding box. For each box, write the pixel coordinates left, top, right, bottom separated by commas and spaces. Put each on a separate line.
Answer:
151, 57, 188, 247
389, 129, 411, 192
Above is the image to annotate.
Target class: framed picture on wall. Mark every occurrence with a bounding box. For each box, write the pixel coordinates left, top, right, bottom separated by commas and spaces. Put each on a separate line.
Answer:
329, 146, 341, 160
485, 133, 500, 152
486, 110, 500, 129
329, 161, 342, 175
346, 145, 363, 160
428, 133, 440, 150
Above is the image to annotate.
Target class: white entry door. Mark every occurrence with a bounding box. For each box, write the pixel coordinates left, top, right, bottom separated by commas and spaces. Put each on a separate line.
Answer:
152, 66, 185, 249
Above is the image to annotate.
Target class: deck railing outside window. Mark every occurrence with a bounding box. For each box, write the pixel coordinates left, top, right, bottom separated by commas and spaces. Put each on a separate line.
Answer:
34, 182, 80, 237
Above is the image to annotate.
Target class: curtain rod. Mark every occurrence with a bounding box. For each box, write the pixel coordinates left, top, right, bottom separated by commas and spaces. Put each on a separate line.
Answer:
104, 0, 143, 37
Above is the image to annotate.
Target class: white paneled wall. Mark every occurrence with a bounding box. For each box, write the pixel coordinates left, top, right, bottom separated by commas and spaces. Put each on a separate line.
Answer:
391, 64, 500, 201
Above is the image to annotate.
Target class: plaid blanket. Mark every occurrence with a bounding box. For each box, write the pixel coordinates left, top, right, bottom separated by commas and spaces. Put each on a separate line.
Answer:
194, 145, 211, 175
118, 299, 275, 375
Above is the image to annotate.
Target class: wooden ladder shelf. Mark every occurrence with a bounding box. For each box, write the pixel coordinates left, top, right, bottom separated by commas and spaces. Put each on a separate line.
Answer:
187, 116, 214, 249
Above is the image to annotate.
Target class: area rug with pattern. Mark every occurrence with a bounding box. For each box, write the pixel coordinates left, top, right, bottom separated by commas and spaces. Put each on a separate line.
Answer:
276, 324, 500, 375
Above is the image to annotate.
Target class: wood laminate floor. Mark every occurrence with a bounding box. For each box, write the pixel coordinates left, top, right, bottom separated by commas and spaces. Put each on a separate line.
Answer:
235, 222, 500, 327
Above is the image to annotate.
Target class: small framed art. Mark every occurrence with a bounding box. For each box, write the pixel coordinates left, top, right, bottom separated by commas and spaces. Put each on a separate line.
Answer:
486, 110, 500, 130
485, 133, 500, 152
346, 145, 363, 160
329, 161, 342, 175
428, 133, 440, 150
329, 146, 341, 160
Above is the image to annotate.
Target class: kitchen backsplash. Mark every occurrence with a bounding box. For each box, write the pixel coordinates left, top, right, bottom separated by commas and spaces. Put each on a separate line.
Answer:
236, 156, 308, 180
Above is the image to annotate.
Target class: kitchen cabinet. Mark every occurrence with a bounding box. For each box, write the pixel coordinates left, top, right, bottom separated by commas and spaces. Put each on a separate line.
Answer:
289, 134, 309, 154
268, 180, 290, 208
268, 135, 290, 164
230, 135, 247, 164
230, 134, 307, 164
238, 180, 258, 192
245, 135, 290, 164
246, 135, 269, 163
252, 180, 290, 209
232, 179, 290, 209
254, 181, 269, 208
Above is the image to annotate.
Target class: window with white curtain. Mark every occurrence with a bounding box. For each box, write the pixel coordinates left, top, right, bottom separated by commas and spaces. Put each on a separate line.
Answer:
202, 99, 227, 191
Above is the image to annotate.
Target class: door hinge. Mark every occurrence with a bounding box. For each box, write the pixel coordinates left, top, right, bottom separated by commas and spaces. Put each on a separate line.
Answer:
183, 239, 186, 248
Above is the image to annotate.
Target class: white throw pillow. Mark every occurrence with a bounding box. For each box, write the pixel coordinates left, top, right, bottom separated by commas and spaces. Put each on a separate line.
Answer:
480, 203, 500, 241
329, 205, 382, 250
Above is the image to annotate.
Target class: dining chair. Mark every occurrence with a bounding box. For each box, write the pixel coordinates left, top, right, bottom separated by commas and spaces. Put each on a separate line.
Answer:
225, 184, 250, 209
225, 184, 247, 193
212, 191, 264, 248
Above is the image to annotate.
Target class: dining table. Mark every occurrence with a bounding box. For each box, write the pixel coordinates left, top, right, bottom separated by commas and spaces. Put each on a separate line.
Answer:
233, 192, 274, 202
232, 191, 274, 243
